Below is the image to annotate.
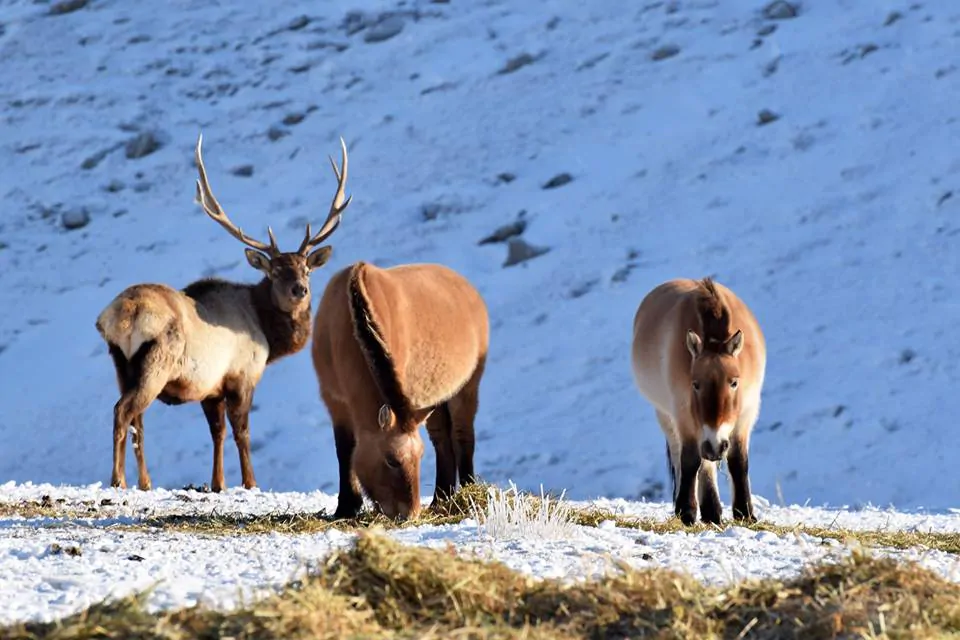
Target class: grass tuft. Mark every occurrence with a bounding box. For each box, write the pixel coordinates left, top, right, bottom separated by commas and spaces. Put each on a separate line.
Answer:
7, 482, 960, 557
7, 533, 960, 639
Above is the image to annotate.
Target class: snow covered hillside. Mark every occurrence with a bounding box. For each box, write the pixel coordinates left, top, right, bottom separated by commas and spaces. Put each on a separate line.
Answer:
1, 0, 959, 512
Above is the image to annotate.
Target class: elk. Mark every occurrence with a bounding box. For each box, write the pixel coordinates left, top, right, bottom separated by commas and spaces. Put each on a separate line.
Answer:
94, 133, 352, 492
311, 260, 489, 521
631, 277, 766, 526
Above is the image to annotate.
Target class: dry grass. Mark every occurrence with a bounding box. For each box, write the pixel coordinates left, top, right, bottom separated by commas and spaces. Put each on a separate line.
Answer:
6, 532, 960, 639
129, 483, 960, 556
6, 482, 960, 557
0, 495, 100, 519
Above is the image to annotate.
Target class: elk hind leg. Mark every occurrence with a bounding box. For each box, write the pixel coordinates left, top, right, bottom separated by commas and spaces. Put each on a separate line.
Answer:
448, 357, 485, 487
107, 345, 130, 489
130, 415, 151, 491
425, 403, 457, 506
110, 339, 174, 490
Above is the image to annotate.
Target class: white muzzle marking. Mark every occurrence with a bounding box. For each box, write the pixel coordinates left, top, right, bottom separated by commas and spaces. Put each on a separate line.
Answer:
700, 423, 733, 449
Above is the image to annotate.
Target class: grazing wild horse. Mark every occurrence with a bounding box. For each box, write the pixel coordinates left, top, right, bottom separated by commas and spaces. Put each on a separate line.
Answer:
631, 277, 766, 525
95, 134, 351, 492
311, 261, 489, 521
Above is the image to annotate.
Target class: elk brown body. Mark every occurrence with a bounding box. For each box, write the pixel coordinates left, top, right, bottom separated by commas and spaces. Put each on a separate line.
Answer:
311, 261, 489, 521
631, 277, 766, 526
94, 134, 352, 492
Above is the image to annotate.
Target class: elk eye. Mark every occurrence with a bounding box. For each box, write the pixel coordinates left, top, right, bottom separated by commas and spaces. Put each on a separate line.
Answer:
692, 381, 701, 392
730, 378, 739, 389
385, 455, 402, 470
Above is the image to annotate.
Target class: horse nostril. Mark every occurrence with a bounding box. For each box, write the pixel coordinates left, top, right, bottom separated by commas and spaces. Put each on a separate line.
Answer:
718, 440, 730, 456
700, 441, 714, 459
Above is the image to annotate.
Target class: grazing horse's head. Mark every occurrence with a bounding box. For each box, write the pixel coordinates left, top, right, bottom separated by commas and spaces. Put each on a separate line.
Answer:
685, 329, 745, 462
352, 405, 426, 521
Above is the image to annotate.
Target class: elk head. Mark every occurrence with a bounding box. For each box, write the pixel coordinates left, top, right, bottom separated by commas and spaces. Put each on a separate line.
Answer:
685, 329, 744, 462
194, 133, 353, 312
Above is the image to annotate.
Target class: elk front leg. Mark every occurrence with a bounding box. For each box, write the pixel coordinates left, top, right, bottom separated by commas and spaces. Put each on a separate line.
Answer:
728, 438, 756, 523
225, 389, 257, 490
201, 397, 227, 492
675, 440, 702, 526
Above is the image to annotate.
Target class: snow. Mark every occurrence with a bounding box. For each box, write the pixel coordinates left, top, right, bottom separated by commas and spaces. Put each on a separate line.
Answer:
1, 484, 960, 625
1, 0, 959, 627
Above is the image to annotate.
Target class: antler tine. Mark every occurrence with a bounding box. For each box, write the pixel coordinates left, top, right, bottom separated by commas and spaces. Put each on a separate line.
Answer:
195, 133, 279, 256
298, 136, 353, 255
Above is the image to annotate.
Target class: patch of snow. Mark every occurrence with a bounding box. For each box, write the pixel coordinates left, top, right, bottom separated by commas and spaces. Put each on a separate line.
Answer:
1, 0, 960, 627
0, 487, 958, 625
0, 0, 958, 514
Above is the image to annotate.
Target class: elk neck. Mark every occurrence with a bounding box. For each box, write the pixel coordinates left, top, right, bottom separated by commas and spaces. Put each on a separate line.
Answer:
250, 277, 312, 364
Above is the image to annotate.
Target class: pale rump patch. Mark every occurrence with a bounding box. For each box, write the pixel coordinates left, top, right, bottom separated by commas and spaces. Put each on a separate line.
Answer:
96, 133, 351, 494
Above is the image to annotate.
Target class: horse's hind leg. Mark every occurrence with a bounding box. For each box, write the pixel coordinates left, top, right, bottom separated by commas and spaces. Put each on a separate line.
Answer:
447, 356, 485, 488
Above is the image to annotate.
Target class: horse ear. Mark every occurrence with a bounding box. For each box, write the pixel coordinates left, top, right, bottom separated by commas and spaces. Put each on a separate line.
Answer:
378, 404, 396, 430
685, 330, 703, 358
725, 330, 744, 357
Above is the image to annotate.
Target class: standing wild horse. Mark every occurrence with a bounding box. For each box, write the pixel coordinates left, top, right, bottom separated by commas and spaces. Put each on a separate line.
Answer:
631, 277, 767, 525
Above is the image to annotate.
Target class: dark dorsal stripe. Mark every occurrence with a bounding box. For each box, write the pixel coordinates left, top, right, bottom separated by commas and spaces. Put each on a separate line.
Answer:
347, 263, 414, 426
696, 277, 733, 350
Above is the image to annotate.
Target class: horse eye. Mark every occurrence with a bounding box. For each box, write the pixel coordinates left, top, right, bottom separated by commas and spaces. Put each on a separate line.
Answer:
730, 379, 739, 389
692, 381, 701, 392
385, 455, 401, 470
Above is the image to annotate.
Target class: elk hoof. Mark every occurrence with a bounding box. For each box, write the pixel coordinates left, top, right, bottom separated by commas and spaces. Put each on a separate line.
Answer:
137, 481, 152, 491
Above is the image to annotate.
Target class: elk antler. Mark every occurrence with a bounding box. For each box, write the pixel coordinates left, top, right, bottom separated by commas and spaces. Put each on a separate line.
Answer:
194, 133, 280, 256
297, 136, 353, 256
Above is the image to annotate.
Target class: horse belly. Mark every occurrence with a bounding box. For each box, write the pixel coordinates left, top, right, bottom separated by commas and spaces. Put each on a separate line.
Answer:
631, 323, 686, 423
403, 333, 477, 409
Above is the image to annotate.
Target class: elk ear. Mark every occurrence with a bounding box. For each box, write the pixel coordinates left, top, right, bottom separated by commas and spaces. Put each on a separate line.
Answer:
685, 330, 703, 358
378, 404, 396, 430
307, 245, 333, 270
725, 329, 744, 357
244, 249, 271, 274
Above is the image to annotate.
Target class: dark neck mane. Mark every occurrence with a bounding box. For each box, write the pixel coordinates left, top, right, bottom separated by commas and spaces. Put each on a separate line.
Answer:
695, 277, 732, 350
250, 278, 312, 365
